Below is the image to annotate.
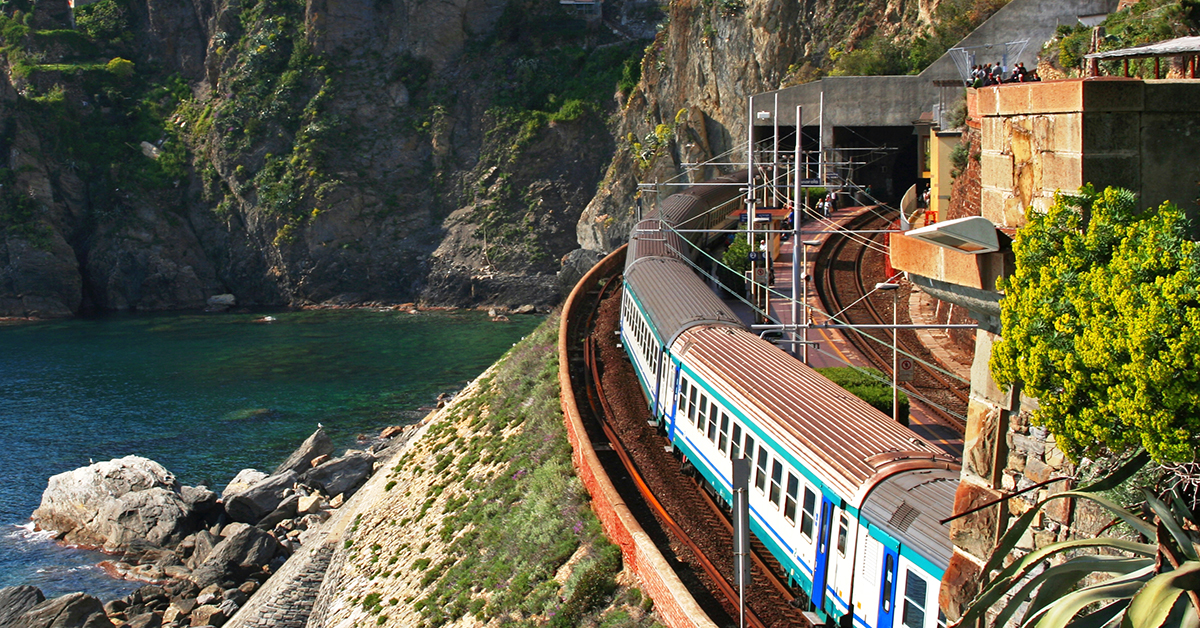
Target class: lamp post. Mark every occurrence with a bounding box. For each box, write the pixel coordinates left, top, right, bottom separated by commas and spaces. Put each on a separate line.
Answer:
875, 282, 901, 423
797, 239, 821, 364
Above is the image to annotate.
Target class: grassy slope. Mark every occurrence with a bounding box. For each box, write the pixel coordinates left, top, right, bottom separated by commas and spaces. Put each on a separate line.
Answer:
326, 315, 661, 628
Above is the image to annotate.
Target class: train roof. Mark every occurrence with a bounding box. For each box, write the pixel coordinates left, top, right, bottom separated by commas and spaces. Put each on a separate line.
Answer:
859, 467, 958, 573
673, 325, 958, 507
624, 258, 743, 347
625, 220, 688, 272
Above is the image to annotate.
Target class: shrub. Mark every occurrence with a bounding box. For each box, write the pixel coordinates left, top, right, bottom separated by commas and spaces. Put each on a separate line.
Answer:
105, 57, 134, 78
817, 367, 910, 424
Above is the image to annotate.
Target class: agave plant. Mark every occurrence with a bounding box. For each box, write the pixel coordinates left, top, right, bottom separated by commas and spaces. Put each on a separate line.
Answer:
956, 451, 1200, 628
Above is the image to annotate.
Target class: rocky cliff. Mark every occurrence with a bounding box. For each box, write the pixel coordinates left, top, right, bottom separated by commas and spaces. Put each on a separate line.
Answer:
578, 0, 950, 252
0, 0, 637, 316
0, 0, 951, 318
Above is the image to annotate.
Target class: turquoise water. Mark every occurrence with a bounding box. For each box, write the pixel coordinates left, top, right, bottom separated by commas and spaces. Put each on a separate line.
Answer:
0, 309, 541, 600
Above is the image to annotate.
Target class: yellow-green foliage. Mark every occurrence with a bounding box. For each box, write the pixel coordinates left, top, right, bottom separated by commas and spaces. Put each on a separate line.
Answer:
991, 185, 1200, 463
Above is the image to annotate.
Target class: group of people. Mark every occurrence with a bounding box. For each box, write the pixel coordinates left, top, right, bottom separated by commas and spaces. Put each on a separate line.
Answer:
968, 61, 1042, 87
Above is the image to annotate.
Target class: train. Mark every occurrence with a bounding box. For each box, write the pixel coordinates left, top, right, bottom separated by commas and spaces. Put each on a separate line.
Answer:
618, 172, 959, 628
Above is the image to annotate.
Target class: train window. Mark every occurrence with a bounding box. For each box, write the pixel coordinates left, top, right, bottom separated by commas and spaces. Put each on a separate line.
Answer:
902, 570, 927, 628
697, 396, 709, 430
783, 473, 799, 523
837, 514, 848, 556
744, 435, 755, 466
706, 404, 719, 442
769, 461, 783, 507
687, 386, 698, 424
730, 423, 743, 459
882, 555, 895, 613
800, 487, 816, 538
754, 448, 768, 493
718, 414, 731, 455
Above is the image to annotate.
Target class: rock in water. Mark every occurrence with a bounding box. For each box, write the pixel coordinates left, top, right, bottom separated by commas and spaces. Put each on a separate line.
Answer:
222, 472, 298, 524
272, 428, 334, 476
299, 451, 374, 498
0, 586, 45, 626
31, 456, 196, 550
13, 592, 113, 627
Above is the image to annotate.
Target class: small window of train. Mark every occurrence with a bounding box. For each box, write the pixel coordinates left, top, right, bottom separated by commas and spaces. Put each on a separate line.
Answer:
801, 487, 816, 538
730, 423, 742, 459
718, 414, 730, 454
687, 385, 698, 424
837, 515, 848, 556
754, 448, 768, 493
706, 404, 719, 442
783, 473, 799, 523
902, 570, 927, 628
697, 396, 708, 430
769, 461, 783, 507
882, 555, 895, 613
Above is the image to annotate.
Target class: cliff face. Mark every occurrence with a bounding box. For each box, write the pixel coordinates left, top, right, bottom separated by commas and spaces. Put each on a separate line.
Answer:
0, 0, 626, 316
0, 0, 938, 318
578, 0, 938, 252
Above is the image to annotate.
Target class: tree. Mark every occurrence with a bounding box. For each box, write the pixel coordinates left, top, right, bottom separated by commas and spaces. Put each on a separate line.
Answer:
990, 185, 1200, 463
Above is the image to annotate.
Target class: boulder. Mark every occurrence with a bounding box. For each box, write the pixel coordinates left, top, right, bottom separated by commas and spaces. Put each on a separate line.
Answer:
379, 425, 404, 439
272, 429, 334, 476
189, 605, 225, 627
254, 494, 299, 530
186, 531, 218, 570
206, 294, 235, 307
31, 457, 190, 550
219, 470, 268, 502
181, 486, 218, 513
299, 452, 374, 498
187, 526, 282, 588
123, 613, 160, 628
0, 586, 45, 626
222, 472, 297, 524
296, 494, 322, 515
13, 592, 113, 628
94, 487, 194, 551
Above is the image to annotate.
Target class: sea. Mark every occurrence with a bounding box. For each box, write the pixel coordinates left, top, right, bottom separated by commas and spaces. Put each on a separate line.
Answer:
0, 308, 541, 600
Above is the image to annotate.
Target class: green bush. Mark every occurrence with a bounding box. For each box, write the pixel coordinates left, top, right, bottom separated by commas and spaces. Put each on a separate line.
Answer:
817, 367, 910, 424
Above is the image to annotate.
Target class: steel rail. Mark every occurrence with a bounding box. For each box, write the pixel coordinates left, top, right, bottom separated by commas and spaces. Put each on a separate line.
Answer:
816, 211, 968, 433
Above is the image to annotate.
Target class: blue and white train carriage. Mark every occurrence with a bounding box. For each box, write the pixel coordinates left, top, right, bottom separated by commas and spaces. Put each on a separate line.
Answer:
618, 183, 960, 628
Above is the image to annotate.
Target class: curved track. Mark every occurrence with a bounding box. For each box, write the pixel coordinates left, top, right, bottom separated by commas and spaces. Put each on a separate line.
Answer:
567, 268, 808, 627
814, 210, 969, 433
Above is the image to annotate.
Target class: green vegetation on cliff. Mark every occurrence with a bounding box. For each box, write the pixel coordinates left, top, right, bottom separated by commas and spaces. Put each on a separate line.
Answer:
341, 316, 660, 628
1044, 0, 1200, 77
991, 186, 1200, 463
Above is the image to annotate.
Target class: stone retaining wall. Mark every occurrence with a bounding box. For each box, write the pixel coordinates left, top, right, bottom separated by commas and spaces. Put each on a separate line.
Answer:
558, 246, 717, 628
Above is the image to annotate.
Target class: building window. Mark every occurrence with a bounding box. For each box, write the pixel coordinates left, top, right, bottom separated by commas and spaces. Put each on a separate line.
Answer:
754, 448, 768, 493
902, 570, 927, 628
801, 487, 816, 539
769, 460, 783, 507
783, 473, 799, 523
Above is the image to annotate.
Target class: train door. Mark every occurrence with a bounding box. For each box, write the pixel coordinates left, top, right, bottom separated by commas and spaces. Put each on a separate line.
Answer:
651, 346, 663, 417
878, 545, 899, 628
811, 495, 835, 615
667, 363, 681, 441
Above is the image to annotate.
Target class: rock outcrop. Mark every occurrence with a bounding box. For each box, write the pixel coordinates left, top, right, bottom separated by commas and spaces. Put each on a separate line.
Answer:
10, 592, 114, 628
0, 585, 46, 626
31, 457, 203, 551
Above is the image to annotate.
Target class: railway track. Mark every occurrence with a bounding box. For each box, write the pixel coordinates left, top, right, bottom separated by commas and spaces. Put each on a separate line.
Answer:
567, 270, 808, 627
814, 210, 969, 433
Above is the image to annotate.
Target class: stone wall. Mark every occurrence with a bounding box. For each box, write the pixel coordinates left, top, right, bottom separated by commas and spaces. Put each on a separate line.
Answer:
938, 77, 1200, 622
